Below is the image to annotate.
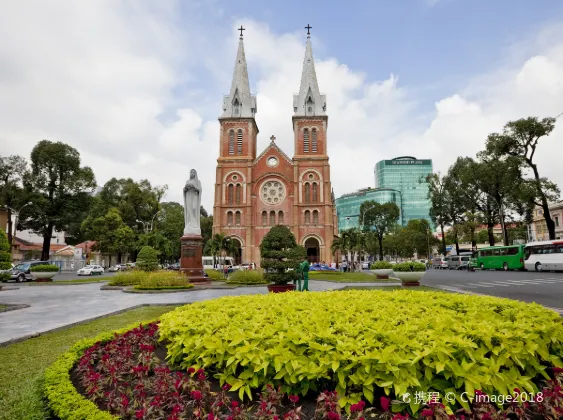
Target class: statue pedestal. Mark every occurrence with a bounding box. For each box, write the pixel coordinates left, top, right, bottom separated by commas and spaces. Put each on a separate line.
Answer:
179, 235, 209, 284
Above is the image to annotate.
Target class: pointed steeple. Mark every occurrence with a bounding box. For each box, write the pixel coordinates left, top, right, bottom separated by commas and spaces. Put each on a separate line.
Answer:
221, 29, 257, 119
293, 27, 326, 117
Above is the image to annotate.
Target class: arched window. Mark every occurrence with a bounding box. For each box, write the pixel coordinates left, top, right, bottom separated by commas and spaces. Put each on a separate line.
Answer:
235, 184, 241, 204
235, 211, 241, 226
304, 183, 310, 203
313, 210, 319, 225
262, 211, 267, 226
228, 130, 235, 155
237, 129, 243, 154
303, 129, 309, 153
312, 128, 318, 153
305, 210, 311, 225
278, 211, 284, 224
227, 211, 233, 225
312, 183, 318, 202
227, 184, 234, 204
233, 99, 240, 115
270, 211, 276, 226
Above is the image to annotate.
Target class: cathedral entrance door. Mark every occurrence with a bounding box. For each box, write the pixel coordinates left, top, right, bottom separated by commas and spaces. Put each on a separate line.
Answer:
304, 237, 320, 264
230, 237, 243, 265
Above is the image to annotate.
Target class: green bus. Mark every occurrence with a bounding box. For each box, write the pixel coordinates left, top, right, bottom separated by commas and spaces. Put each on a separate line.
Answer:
474, 244, 526, 271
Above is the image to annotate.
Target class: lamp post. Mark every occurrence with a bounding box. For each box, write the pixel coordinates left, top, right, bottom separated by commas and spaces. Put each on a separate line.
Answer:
136, 219, 149, 234
4, 202, 32, 246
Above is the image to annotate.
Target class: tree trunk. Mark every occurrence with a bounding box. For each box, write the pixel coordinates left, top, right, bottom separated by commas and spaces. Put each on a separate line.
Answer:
440, 223, 446, 255
454, 231, 460, 255
530, 163, 556, 240
117, 252, 122, 264
6, 208, 13, 247
378, 235, 384, 261
498, 200, 509, 246
41, 223, 54, 261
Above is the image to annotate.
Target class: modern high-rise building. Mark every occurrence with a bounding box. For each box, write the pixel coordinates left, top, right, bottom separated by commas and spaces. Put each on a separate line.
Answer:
374, 156, 433, 228
335, 187, 403, 232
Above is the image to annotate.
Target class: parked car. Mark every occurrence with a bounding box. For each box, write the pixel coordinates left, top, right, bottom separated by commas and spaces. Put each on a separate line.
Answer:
77, 265, 105, 276
361, 262, 370, 270
432, 256, 448, 269
447, 255, 471, 270
310, 263, 336, 271
8, 261, 47, 282
108, 265, 120, 272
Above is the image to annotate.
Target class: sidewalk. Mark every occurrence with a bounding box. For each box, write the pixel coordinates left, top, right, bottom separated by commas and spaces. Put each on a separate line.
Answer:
0, 281, 391, 345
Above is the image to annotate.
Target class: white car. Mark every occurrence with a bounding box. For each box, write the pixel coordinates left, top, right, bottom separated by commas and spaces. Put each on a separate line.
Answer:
77, 265, 104, 276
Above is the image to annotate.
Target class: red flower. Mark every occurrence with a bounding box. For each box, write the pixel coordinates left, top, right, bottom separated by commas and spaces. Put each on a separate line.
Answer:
326, 412, 340, 420
421, 408, 434, 416
289, 395, 299, 404
222, 383, 232, 391
380, 396, 390, 412
135, 408, 146, 419
190, 390, 203, 401
187, 367, 196, 374
231, 401, 239, 408
207, 414, 215, 420
553, 367, 563, 373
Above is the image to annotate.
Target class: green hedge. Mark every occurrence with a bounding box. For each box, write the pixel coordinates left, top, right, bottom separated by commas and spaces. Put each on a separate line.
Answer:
226, 269, 267, 285
393, 262, 426, 272
159, 290, 563, 412
204, 269, 224, 281
136, 246, 159, 272
30, 264, 59, 272
370, 261, 393, 270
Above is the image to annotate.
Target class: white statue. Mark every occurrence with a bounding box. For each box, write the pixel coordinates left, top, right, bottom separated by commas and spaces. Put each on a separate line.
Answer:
183, 169, 202, 236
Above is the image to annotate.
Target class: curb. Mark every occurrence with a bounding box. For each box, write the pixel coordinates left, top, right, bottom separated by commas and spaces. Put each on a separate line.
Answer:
0, 303, 30, 313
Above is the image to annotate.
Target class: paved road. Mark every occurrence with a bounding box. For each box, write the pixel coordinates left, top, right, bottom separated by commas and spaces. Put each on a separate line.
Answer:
423, 269, 563, 310
3, 271, 118, 283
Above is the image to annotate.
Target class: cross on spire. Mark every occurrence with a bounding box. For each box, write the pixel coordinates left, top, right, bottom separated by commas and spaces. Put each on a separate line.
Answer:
270, 135, 276, 142
305, 24, 312, 37
238, 25, 245, 38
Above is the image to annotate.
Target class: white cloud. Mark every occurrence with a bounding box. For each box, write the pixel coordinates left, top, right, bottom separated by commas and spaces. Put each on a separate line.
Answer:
1, 2, 563, 218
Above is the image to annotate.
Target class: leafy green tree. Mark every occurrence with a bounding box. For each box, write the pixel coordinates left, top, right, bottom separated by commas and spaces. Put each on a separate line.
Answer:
485, 117, 560, 240
136, 246, 159, 271
331, 235, 350, 264
0, 228, 12, 281
260, 225, 304, 284
81, 208, 136, 265
360, 201, 400, 261
0, 155, 30, 247
200, 208, 213, 252
340, 228, 365, 269
154, 202, 183, 262
21, 140, 96, 260
426, 173, 450, 255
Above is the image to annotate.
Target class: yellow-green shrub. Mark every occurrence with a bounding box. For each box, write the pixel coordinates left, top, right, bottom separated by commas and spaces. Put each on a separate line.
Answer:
159, 290, 563, 412
204, 269, 224, 281
138, 271, 189, 288
108, 270, 149, 286
226, 269, 267, 285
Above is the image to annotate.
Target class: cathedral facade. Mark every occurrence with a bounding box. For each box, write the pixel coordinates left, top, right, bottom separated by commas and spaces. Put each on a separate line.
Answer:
212, 30, 338, 266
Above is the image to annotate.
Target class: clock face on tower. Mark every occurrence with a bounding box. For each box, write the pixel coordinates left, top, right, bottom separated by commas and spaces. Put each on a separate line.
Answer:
267, 156, 279, 167
260, 180, 285, 205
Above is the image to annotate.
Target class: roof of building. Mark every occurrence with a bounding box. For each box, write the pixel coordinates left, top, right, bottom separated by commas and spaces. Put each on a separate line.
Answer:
336, 187, 401, 200
220, 36, 257, 119
13, 237, 68, 252
293, 36, 326, 117
75, 240, 97, 252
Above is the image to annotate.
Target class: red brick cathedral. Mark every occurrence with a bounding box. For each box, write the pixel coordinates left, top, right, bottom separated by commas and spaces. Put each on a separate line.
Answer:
212, 29, 338, 265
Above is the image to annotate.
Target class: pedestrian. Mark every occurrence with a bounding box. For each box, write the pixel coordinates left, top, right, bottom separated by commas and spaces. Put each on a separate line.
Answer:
300, 259, 310, 291
223, 265, 229, 279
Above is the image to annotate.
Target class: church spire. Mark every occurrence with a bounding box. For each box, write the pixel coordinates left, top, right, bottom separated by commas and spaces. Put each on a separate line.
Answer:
221, 26, 257, 119
293, 25, 326, 116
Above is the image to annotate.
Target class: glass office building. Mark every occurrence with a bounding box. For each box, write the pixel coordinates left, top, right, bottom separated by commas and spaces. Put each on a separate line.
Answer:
374, 156, 433, 228
335, 187, 403, 232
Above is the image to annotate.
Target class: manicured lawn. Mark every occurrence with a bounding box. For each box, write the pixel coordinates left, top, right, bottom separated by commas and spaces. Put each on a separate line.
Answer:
309, 270, 398, 283
0, 304, 7, 310
0, 305, 178, 420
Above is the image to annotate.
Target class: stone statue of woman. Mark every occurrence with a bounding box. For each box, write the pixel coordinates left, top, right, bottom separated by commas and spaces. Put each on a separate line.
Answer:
183, 169, 202, 236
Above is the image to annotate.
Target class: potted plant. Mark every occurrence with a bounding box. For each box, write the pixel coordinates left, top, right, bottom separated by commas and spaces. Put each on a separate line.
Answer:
30, 264, 60, 282
392, 262, 427, 286
260, 225, 305, 293
370, 261, 394, 279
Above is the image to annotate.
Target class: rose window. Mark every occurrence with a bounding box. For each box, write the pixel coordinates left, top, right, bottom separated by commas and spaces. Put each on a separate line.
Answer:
260, 181, 285, 205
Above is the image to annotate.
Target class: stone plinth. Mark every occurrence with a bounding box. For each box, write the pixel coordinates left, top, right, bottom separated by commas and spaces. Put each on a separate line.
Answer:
180, 235, 209, 284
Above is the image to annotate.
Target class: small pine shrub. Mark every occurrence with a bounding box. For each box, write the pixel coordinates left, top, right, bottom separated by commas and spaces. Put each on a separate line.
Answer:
136, 246, 159, 271
260, 225, 305, 285
226, 269, 267, 285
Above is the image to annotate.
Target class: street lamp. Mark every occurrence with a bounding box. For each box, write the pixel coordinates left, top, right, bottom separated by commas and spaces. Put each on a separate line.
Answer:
4, 202, 32, 244
136, 219, 149, 234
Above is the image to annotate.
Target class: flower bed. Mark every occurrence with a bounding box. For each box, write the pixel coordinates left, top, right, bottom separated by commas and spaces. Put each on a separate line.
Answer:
108, 271, 190, 288
159, 290, 563, 413
45, 317, 563, 419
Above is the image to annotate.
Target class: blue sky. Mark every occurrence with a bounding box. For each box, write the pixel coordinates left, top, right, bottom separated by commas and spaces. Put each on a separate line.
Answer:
1, 1, 563, 211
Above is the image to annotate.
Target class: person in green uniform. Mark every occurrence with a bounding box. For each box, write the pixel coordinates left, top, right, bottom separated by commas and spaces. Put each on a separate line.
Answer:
300, 259, 310, 292
295, 261, 303, 292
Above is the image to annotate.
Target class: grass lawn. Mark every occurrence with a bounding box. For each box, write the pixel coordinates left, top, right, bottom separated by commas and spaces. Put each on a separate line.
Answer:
340, 285, 448, 292
0, 304, 7, 310
0, 305, 178, 420
309, 271, 398, 283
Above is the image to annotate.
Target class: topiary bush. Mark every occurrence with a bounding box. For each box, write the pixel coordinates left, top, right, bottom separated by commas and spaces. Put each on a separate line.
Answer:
370, 261, 393, 270
0, 228, 12, 281
226, 269, 267, 285
159, 290, 563, 412
30, 264, 60, 272
260, 226, 305, 285
393, 262, 426, 272
136, 246, 159, 272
